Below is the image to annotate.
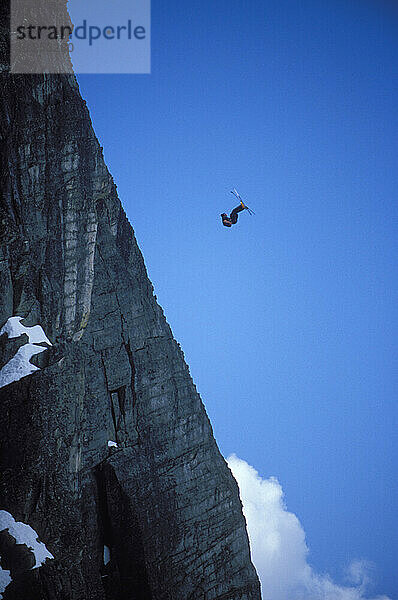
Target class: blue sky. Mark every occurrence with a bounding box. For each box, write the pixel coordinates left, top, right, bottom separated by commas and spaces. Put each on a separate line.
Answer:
75, 0, 397, 597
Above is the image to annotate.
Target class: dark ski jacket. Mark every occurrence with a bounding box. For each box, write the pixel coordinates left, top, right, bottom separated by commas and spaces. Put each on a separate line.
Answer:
221, 214, 232, 227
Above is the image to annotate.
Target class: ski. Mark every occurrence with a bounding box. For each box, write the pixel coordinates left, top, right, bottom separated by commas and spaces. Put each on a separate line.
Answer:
230, 189, 255, 215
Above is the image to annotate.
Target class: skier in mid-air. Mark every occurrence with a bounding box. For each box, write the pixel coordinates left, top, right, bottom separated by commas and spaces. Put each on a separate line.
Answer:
221, 202, 246, 227
221, 189, 255, 227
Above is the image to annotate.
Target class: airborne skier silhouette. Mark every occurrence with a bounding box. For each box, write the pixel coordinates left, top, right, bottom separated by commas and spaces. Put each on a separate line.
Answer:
221, 189, 255, 227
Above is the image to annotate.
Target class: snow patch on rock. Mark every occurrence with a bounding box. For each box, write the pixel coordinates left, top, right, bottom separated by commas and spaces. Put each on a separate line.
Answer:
0, 510, 54, 568
0, 317, 52, 346
103, 545, 111, 565
0, 317, 52, 388
0, 568, 11, 600
0, 510, 54, 598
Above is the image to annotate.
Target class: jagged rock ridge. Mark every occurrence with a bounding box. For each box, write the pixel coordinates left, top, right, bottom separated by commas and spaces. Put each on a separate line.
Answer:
0, 3, 261, 599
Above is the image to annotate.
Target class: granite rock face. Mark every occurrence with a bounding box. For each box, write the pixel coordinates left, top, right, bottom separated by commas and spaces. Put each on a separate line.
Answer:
0, 4, 261, 599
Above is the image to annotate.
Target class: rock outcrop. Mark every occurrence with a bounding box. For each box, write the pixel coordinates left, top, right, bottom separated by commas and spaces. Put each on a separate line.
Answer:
0, 3, 261, 599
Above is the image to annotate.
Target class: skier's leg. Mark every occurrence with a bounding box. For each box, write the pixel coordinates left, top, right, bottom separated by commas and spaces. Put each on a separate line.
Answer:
230, 204, 245, 224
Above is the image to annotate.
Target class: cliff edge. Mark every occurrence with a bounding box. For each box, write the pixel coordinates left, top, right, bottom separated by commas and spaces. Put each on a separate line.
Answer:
0, 3, 261, 599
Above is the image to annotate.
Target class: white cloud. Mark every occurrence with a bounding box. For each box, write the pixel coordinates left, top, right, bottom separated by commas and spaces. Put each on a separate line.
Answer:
227, 455, 390, 600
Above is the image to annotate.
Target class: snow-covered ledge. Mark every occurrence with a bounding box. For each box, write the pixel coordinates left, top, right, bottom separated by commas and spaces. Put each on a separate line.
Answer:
0, 510, 54, 598
0, 317, 52, 389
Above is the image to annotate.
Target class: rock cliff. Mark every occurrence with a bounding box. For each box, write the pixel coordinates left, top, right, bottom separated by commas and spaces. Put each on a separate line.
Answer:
0, 3, 261, 599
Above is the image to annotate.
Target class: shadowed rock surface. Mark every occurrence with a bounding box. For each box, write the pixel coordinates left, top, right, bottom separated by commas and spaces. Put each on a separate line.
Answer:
0, 3, 261, 599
